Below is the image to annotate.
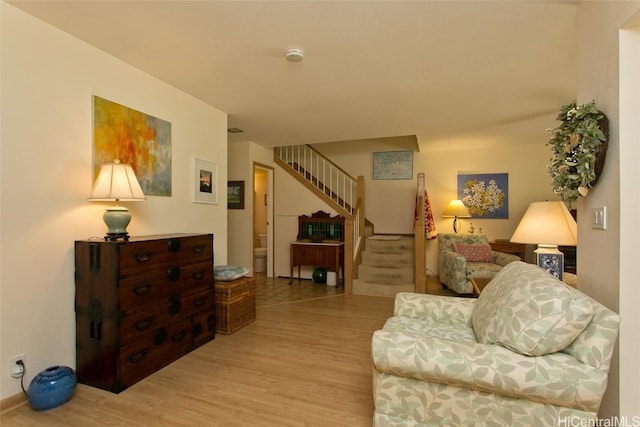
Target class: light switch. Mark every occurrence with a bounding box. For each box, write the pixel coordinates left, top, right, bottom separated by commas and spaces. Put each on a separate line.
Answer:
592, 206, 606, 230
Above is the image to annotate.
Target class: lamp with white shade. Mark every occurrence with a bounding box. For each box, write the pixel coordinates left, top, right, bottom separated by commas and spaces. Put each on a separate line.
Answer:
442, 199, 471, 234
510, 201, 577, 280
88, 160, 146, 241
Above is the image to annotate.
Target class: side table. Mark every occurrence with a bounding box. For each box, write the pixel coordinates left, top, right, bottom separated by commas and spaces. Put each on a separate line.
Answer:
470, 276, 493, 296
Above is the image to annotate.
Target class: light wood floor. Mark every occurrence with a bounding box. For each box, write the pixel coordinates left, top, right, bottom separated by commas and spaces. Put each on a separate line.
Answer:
1, 275, 454, 426
1, 293, 395, 426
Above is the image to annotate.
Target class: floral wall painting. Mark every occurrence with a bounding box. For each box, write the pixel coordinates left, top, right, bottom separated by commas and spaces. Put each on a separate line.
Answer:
457, 173, 508, 219
227, 181, 245, 209
193, 158, 218, 204
373, 151, 413, 180
93, 96, 172, 196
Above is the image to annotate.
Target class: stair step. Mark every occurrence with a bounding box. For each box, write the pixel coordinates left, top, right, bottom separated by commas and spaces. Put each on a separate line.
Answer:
362, 250, 414, 265
353, 279, 414, 297
366, 236, 414, 253
359, 264, 414, 284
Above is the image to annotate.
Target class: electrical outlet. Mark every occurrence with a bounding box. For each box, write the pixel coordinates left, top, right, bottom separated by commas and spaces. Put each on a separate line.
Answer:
10, 354, 26, 378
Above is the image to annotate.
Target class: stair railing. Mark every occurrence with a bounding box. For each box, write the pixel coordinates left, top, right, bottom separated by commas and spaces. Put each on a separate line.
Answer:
274, 145, 357, 217
274, 146, 365, 294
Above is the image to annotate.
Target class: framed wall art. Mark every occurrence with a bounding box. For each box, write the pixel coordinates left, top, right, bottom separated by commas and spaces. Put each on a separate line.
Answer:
192, 158, 218, 204
457, 173, 508, 219
227, 181, 245, 209
373, 151, 413, 180
93, 95, 172, 196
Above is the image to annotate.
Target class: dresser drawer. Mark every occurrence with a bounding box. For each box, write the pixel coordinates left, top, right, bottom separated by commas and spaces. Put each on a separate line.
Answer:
118, 235, 213, 276
119, 303, 170, 347
119, 317, 193, 388
118, 261, 213, 310
181, 286, 215, 318
192, 309, 216, 348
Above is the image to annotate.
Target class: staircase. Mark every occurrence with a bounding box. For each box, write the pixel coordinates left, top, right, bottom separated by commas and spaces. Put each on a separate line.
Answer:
273, 144, 427, 296
353, 235, 416, 297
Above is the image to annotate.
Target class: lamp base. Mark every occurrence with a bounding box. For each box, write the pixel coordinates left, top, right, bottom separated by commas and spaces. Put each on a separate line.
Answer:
534, 244, 564, 281
103, 205, 132, 241
104, 232, 130, 241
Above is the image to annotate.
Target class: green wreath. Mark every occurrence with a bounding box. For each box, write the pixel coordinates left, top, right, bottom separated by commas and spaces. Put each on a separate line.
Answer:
546, 101, 608, 201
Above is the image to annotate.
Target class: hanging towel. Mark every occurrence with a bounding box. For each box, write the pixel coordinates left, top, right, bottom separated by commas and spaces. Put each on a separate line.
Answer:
415, 190, 437, 240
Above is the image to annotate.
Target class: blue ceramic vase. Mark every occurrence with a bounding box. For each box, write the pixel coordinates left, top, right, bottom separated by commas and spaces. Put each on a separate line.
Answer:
28, 365, 77, 411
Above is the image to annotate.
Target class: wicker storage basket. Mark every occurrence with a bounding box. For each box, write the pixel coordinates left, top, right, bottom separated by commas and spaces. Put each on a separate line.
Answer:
214, 276, 256, 334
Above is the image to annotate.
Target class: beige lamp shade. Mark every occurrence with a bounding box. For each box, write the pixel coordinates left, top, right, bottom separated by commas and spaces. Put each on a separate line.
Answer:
442, 200, 471, 218
442, 199, 471, 234
511, 201, 577, 246
89, 161, 146, 201
88, 160, 145, 241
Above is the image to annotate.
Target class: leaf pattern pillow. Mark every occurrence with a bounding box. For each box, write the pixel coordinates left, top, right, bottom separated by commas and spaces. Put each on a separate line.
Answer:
472, 261, 594, 356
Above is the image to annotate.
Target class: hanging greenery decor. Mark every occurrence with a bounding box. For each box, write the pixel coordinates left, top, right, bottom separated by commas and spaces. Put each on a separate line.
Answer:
546, 100, 609, 201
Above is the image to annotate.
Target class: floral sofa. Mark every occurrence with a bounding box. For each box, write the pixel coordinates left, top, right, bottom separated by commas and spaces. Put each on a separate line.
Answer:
372, 262, 620, 427
438, 233, 520, 294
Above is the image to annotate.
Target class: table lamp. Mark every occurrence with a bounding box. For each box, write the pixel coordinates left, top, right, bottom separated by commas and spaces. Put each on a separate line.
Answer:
88, 160, 146, 241
442, 199, 471, 233
510, 201, 577, 280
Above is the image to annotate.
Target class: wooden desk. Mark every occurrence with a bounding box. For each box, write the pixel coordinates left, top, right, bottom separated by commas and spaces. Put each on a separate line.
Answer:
290, 241, 344, 284
489, 241, 526, 260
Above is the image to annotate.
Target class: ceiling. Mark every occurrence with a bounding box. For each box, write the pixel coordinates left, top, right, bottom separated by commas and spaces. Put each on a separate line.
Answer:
9, 1, 578, 149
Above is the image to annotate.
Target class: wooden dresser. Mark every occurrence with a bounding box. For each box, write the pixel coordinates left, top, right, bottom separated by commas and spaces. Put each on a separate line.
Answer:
74, 233, 215, 393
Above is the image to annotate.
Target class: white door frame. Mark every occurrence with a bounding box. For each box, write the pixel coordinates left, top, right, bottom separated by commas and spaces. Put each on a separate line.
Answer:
254, 162, 274, 277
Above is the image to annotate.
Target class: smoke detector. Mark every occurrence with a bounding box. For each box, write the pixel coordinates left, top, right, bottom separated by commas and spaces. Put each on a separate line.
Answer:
285, 48, 304, 62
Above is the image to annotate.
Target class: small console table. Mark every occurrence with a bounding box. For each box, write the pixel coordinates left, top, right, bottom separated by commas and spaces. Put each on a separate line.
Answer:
290, 241, 344, 284
290, 210, 345, 284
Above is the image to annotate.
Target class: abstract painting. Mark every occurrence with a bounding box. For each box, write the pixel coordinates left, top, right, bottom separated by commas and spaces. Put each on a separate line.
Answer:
93, 96, 172, 196
457, 173, 508, 219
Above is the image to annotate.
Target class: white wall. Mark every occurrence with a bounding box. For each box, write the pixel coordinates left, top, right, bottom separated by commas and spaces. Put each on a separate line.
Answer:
619, 7, 640, 418
0, 3, 228, 399
576, 1, 640, 418
316, 133, 558, 275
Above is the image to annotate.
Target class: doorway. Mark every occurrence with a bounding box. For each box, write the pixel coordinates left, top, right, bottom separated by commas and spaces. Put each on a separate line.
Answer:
253, 163, 274, 277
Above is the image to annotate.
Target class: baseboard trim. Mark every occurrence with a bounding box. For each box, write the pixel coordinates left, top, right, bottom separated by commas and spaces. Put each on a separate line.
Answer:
0, 391, 27, 414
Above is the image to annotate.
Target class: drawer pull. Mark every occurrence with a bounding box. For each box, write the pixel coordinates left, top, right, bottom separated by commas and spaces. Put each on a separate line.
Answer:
128, 348, 148, 364
135, 317, 153, 331
192, 322, 203, 338
192, 270, 205, 280
153, 328, 168, 345
135, 252, 152, 263
168, 239, 181, 253
193, 245, 204, 254
172, 330, 187, 342
89, 320, 102, 340
168, 296, 181, 315
167, 267, 181, 281
134, 284, 152, 296
193, 297, 206, 307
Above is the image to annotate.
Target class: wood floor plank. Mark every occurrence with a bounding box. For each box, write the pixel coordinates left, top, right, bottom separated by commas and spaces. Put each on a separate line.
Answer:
1, 294, 394, 426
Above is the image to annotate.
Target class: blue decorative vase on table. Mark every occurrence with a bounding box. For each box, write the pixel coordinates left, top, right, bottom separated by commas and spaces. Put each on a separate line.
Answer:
312, 267, 327, 284
28, 365, 76, 411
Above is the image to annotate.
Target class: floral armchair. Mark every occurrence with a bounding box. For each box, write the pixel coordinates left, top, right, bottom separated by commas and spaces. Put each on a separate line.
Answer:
372, 262, 620, 426
438, 233, 520, 294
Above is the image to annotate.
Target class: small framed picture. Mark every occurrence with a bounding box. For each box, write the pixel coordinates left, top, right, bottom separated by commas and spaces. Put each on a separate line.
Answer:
192, 158, 218, 204
227, 181, 245, 209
